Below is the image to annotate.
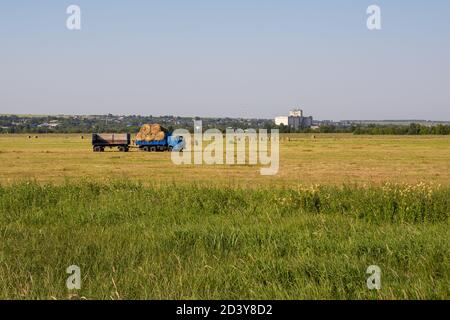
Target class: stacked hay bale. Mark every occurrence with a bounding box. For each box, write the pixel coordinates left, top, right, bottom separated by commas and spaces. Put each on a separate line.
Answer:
136, 124, 167, 142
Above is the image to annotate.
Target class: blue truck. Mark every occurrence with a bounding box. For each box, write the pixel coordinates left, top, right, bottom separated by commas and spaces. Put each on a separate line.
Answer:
92, 132, 184, 152
136, 132, 185, 152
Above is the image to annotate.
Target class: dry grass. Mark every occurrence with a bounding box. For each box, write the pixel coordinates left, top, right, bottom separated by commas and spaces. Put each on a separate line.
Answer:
0, 133, 448, 186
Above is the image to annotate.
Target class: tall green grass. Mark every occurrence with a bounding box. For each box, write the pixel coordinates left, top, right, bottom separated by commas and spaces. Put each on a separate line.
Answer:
0, 181, 448, 299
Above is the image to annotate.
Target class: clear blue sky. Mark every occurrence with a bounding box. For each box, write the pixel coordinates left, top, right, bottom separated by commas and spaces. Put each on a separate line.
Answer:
0, 0, 449, 120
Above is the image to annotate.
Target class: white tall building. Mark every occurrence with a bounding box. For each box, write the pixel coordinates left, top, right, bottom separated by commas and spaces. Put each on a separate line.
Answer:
275, 108, 313, 129
275, 116, 289, 126
289, 108, 303, 117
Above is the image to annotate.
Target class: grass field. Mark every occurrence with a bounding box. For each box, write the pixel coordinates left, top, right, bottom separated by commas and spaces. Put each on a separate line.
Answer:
0, 134, 449, 186
0, 134, 448, 300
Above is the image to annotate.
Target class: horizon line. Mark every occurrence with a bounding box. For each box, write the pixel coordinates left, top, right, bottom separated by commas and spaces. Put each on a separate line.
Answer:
1, 113, 450, 123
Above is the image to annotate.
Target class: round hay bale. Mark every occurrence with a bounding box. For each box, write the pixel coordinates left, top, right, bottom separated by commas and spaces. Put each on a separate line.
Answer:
141, 124, 151, 135
155, 131, 165, 140
151, 124, 161, 135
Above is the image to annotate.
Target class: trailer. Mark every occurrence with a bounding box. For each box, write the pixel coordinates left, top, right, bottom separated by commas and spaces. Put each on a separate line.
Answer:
92, 133, 130, 152
136, 132, 185, 152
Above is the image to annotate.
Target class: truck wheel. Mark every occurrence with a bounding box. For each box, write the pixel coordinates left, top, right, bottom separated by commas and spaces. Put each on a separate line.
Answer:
142, 146, 150, 152
150, 146, 157, 152
93, 146, 103, 152
168, 146, 173, 152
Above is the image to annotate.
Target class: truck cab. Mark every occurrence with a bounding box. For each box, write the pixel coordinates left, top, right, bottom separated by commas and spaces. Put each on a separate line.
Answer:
136, 132, 185, 152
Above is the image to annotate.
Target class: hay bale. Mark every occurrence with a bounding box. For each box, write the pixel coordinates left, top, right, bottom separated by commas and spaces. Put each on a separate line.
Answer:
155, 131, 165, 140
144, 135, 155, 142
141, 124, 151, 135
136, 123, 166, 142
151, 124, 161, 135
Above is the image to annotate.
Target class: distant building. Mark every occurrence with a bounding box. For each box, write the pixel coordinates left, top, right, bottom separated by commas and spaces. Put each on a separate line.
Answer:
288, 115, 313, 129
275, 108, 313, 129
289, 108, 303, 117
38, 122, 59, 128
275, 116, 289, 126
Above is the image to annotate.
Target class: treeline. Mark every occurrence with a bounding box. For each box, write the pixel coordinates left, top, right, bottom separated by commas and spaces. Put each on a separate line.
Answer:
0, 115, 449, 135
277, 123, 450, 135
353, 123, 450, 135
0, 115, 274, 134
276, 124, 353, 134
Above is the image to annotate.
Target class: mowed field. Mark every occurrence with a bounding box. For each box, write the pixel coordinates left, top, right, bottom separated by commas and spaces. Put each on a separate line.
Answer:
0, 134, 449, 186
0, 134, 448, 300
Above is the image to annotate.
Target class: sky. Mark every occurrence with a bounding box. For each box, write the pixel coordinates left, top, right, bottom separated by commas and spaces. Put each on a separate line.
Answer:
0, 0, 449, 120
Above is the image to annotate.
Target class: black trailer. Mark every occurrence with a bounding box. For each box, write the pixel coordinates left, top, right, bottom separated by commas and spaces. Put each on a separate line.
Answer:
92, 133, 130, 152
